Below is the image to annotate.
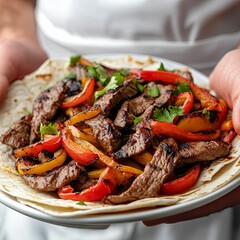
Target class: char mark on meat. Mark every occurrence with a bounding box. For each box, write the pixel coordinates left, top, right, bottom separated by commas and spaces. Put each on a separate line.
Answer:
114, 83, 160, 129
179, 140, 230, 163
114, 95, 154, 129
0, 115, 32, 149
85, 114, 123, 154
112, 84, 174, 159
112, 120, 152, 159
30, 80, 68, 143
107, 138, 181, 204
96, 79, 138, 116
141, 84, 174, 119
22, 161, 86, 192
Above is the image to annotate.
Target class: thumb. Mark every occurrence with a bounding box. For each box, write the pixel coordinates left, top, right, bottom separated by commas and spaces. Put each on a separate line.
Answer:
232, 95, 240, 134
0, 75, 10, 104
209, 49, 240, 134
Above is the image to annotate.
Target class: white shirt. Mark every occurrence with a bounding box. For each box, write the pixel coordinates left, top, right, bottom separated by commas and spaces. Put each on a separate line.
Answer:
36, 0, 240, 74
1, 1, 240, 239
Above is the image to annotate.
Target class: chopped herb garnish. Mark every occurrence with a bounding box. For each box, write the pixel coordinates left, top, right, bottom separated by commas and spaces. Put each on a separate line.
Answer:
202, 108, 210, 120
77, 201, 86, 205
148, 86, 160, 97
63, 72, 77, 79
86, 64, 108, 85
154, 106, 184, 123
131, 114, 143, 126
174, 82, 191, 95
118, 69, 130, 77
94, 72, 125, 100
69, 55, 81, 67
158, 62, 168, 72
137, 82, 146, 93
132, 79, 146, 93
40, 123, 59, 140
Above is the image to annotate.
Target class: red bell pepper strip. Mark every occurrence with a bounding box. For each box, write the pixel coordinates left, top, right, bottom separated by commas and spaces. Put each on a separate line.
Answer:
221, 130, 237, 143
150, 120, 221, 142
58, 167, 116, 201
61, 78, 95, 108
174, 92, 194, 114
62, 127, 98, 166
130, 70, 221, 111
161, 163, 201, 195
13, 135, 62, 158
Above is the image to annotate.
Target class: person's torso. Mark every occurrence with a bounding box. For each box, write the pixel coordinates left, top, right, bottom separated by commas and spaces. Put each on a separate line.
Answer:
36, 0, 240, 72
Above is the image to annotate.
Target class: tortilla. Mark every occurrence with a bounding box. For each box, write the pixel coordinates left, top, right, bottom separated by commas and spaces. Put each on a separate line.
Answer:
0, 55, 239, 217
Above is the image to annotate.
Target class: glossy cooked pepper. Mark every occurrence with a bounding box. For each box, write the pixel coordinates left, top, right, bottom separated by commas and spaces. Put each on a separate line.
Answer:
177, 99, 228, 132
130, 70, 221, 111
13, 135, 62, 158
161, 163, 201, 195
16, 148, 67, 175
62, 127, 99, 166
65, 126, 143, 175
58, 167, 116, 202
64, 105, 101, 126
61, 78, 95, 108
174, 92, 194, 114
150, 120, 221, 141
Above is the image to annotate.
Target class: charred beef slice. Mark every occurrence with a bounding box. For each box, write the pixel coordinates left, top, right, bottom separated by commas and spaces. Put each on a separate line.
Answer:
0, 115, 32, 149
22, 161, 86, 192
107, 138, 181, 204
112, 84, 174, 160
30, 80, 68, 143
85, 114, 123, 154
112, 120, 152, 159
179, 140, 230, 163
114, 83, 174, 129
96, 79, 138, 116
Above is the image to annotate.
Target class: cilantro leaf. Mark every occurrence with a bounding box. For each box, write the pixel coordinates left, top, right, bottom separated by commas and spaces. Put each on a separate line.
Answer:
69, 55, 81, 67
158, 62, 168, 71
94, 72, 124, 100
132, 79, 146, 93
174, 82, 191, 95
148, 86, 160, 97
117, 69, 130, 77
77, 201, 86, 205
154, 106, 184, 123
202, 108, 210, 120
63, 72, 77, 79
131, 114, 143, 126
86, 64, 108, 85
40, 123, 59, 140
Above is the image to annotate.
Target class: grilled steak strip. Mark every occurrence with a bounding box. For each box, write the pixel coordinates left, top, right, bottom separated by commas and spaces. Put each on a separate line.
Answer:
114, 82, 159, 129
85, 114, 123, 154
107, 138, 181, 204
96, 79, 138, 116
114, 95, 155, 129
112, 84, 174, 160
112, 120, 152, 159
140, 84, 174, 119
30, 80, 68, 143
22, 161, 86, 192
0, 115, 32, 149
179, 140, 230, 163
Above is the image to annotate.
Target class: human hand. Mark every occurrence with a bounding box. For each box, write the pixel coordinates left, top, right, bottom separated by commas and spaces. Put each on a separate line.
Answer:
144, 49, 240, 226
210, 48, 240, 134
0, 38, 47, 104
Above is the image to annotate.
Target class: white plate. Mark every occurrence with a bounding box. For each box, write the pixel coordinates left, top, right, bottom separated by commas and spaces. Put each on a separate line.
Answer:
0, 54, 239, 228
0, 177, 239, 228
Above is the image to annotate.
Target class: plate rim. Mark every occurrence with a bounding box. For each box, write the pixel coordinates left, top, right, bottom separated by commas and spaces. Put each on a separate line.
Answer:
0, 53, 239, 227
